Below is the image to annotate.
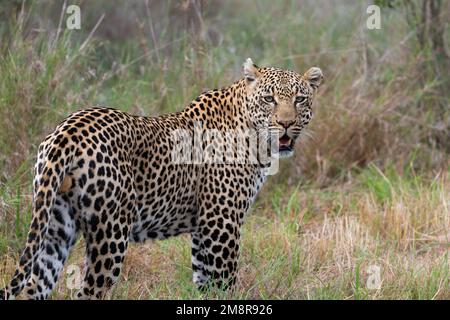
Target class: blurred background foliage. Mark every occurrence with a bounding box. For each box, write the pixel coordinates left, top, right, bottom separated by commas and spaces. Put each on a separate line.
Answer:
0, 0, 448, 187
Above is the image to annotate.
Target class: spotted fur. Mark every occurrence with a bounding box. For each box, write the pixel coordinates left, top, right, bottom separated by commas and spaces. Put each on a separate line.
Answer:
0, 59, 322, 299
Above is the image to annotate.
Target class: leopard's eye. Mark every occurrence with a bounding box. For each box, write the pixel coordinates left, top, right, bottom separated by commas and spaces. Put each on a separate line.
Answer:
295, 96, 307, 105
263, 96, 275, 104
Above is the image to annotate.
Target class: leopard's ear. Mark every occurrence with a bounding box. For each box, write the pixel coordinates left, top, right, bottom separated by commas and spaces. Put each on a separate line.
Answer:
303, 67, 323, 90
243, 58, 261, 84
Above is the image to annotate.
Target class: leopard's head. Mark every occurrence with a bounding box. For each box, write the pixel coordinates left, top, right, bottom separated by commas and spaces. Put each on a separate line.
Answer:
243, 58, 323, 158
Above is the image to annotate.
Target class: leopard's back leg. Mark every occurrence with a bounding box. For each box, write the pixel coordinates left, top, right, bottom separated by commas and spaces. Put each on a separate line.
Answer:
75, 169, 136, 300
23, 194, 79, 300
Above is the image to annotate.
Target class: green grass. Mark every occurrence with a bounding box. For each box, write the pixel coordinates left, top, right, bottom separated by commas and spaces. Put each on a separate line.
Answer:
1, 168, 449, 299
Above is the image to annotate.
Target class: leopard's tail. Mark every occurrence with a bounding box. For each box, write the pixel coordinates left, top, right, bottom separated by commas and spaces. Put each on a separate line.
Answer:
1, 136, 73, 300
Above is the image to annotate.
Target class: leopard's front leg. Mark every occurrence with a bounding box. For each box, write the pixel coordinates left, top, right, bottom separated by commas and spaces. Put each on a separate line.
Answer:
191, 164, 263, 291
190, 206, 242, 291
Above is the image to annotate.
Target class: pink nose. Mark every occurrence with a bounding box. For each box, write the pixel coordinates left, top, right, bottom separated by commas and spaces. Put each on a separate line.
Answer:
277, 120, 294, 129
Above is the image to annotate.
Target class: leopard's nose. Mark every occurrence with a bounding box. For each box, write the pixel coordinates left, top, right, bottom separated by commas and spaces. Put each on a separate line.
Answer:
277, 120, 295, 129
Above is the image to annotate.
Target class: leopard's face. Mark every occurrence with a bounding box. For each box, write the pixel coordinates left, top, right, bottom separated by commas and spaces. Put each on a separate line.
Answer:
243, 59, 323, 158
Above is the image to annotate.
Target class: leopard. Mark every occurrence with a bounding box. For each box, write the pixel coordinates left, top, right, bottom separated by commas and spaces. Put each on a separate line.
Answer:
0, 58, 323, 299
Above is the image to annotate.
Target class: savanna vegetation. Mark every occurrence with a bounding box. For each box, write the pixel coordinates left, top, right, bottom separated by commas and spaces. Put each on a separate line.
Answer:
0, 0, 448, 299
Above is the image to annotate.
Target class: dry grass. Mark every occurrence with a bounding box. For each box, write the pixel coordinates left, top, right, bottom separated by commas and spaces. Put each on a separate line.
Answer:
1, 167, 447, 299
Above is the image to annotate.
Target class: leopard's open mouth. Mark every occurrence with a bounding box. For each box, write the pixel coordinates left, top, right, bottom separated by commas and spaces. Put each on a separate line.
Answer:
276, 134, 295, 158
279, 134, 294, 153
